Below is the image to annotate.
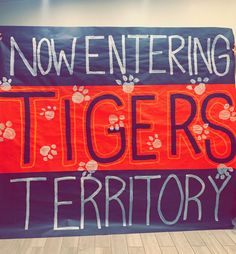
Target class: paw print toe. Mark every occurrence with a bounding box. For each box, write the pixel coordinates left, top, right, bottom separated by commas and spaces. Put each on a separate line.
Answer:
78, 86, 84, 92
120, 115, 125, 121
186, 85, 193, 90
115, 123, 119, 131
83, 88, 88, 94
190, 79, 196, 84
0, 123, 5, 130
78, 161, 86, 171
84, 95, 90, 101
122, 75, 128, 82
48, 154, 53, 160
203, 77, 209, 83
119, 121, 124, 128
220, 175, 225, 180
115, 79, 122, 85
51, 144, 56, 149
202, 134, 207, 139
224, 104, 230, 109
230, 116, 236, 122
6, 121, 12, 127
51, 149, 57, 156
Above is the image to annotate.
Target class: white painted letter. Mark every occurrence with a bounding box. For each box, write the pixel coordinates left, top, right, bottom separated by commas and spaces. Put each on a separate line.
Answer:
80, 176, 102, 229
85, 36, 105, 74
208, 175, 231, 221
109, 35, 126, 74
168, 35, 186, 75
211, 35, 230, 77
158, 174, 184, 225
10, 177, 47, 230
193, 37, 212, 75
105, 176, 126, 227
128, 34, 149, 73
149, 35, 167, 74
183, 174, 205, 221
51, 37, 77, 76
54, 176, 79, 230
37, 38, 52, 75
135, 175, 161, 225
10, 37, 37, 76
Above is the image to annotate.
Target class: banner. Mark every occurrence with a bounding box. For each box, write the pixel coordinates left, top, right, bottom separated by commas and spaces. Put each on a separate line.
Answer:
0, 26, 235, 239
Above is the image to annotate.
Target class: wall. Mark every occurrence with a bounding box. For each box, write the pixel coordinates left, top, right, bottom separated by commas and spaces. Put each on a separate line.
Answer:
0, 0, 235, 35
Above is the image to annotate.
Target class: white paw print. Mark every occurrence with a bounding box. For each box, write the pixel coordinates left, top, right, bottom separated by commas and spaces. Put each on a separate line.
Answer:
109, 114, 125, 131
232, 218, 236, 233
0, 121, 16, 142
40, 144, 57, 161
192, 123, 210, 140
233, 44, 236, 55
116, 75, 139, 94
186, 77, 209, 95
0, 77, 12, 91
219, 104, 236, 122
72, 85, 90, 104
215, 164, 233, 180
147, 134, 162, 150
39, 106, 57, 120
78, 160, 98, 177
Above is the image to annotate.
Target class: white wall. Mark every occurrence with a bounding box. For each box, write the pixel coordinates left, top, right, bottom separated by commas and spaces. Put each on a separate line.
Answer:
0, 0, 235, 35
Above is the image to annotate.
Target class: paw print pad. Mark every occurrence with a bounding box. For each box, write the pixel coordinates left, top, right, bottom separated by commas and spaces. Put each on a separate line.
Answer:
0, 77, 12, 91
192, 124, 209, 140
147, 134, 162, 150
219, 104, 236, 122
109, 114, 125, 131
72, 85, 90, 104
186, 77, 209, 95
216, 164, 233, 180
0, 121, 16, 142
39, 106, 57, 120
40, 144, 57, 161
116, 75, 139, 94
78, 160, 98, 177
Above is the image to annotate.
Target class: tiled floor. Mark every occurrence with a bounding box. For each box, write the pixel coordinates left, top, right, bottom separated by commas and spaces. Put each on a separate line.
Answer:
0, 230, 236, 254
